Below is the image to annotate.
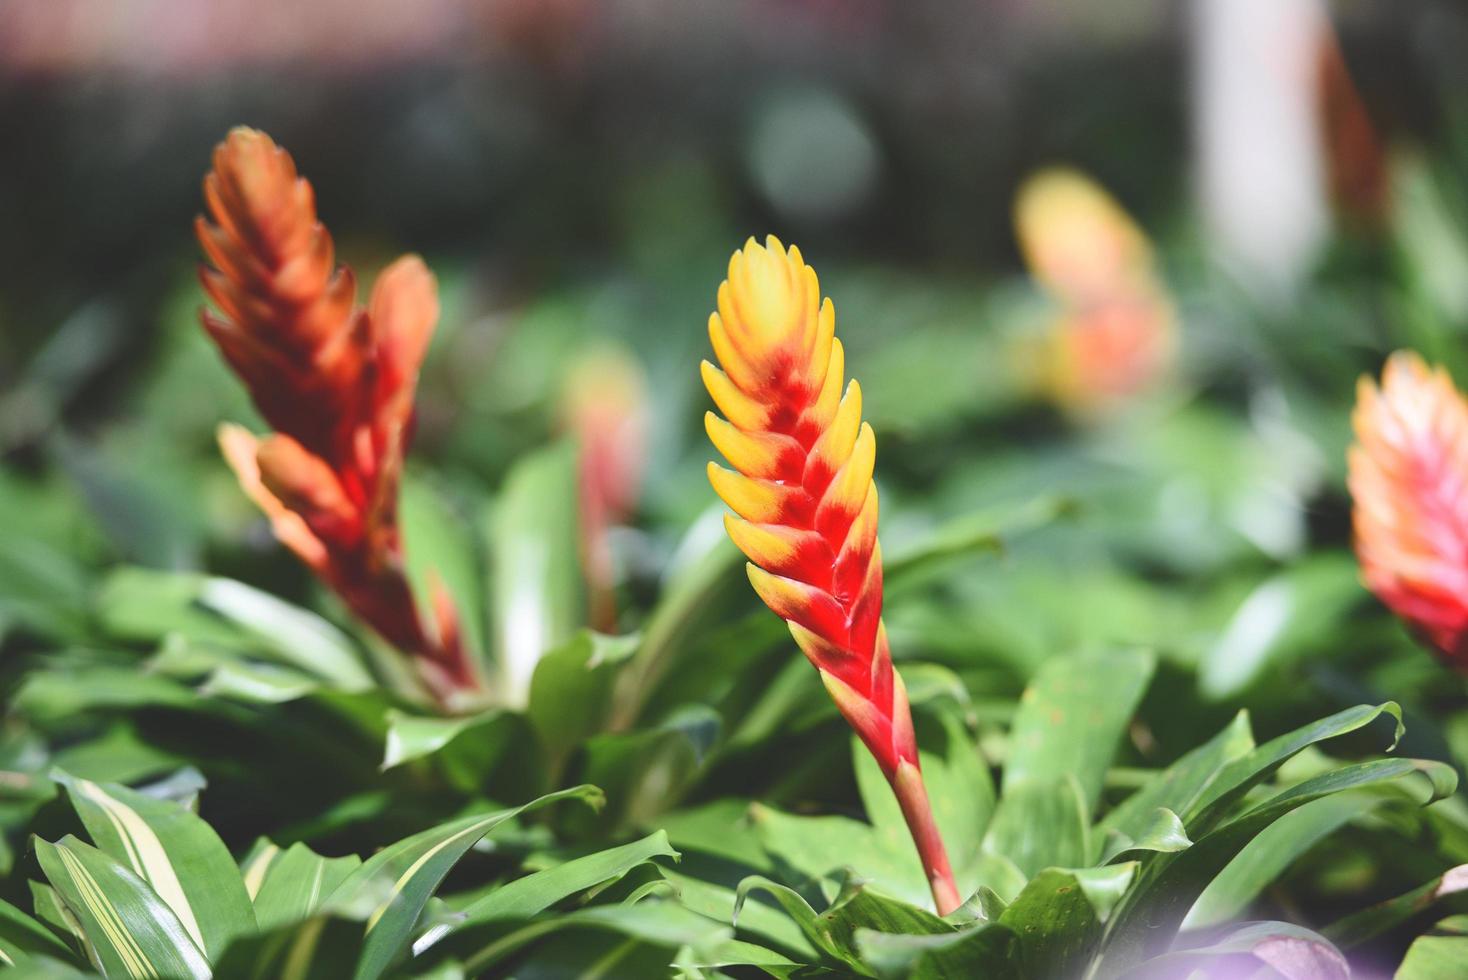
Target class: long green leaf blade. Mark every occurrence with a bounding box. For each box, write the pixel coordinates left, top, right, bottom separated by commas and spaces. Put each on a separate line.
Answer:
456, 830, 679, 926
1003, 650, 1154, 814
333, 784, 603, 980
0, 896, 75, 967
251, 843, 363, 932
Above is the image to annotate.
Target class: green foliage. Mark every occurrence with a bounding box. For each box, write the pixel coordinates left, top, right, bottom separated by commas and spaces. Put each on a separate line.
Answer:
6, 140, 1468, 978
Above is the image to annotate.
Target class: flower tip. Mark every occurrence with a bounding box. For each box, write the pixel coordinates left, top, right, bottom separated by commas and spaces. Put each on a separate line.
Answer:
216, 422, 258, 464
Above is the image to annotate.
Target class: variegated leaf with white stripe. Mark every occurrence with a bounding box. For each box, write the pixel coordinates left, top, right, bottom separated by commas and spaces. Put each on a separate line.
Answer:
252, 842, 363, 932
331, 784, 603, 980
53, 769, 256, 960
33, 835, 212, 979
238, 840, 281, 903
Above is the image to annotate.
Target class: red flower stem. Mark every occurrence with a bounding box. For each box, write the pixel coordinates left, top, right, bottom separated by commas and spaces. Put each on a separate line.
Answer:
891, 760, 961, 916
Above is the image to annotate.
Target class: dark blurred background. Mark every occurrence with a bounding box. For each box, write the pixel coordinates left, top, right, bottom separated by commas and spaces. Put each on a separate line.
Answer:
2, 0, 1463, 367
3, 0, 1468, 574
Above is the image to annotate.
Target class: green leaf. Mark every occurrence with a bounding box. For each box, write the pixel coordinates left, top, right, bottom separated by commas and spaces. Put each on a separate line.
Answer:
571, 709, 717, 834
527, 631, 639, 768
1396, 914, 1468, 980
749, 804, 932, 910
1003, 650, 1154, 814
94, 568, 372, 691
854, 706, 996, 899
51, 433, 199, 570
29, 881, 86, 957
199, 661, 320, 704
1099, 754, 1455, 972
333, 784, 603, 980
1325, 864, 1468, 949
239, 840, 281, 902
884, 494, 1075, 593
53, 769, 256, 959
400, 474, 487, 668
607, 515, 745, 729
252, 842, 363, 932
997, 864, 1136, 979
1186, 702, 1405, 834
211, 915, 366, 980
1099, 808, 1191, 864
659, 871, 816, 961
453, 831, 679, 927
34, 835, 211, 979
829, 887, 953, 941
442, 900, 733, 977
15, 667, 196, 723
678, 937, 798, 974
96, 567, 244, 648
856, 922, 1018, 980
0, 953, 96, 978
196, 577, 374, 691
0, 897, 74, 967
1099, 711, 1254, 843
487, 441, 585, 708
733, 876, 867, 972
981, 777, 1089, 880
381, 710, 501, 771
1185, 792, 1381, 930
1197, 556, 1363, 700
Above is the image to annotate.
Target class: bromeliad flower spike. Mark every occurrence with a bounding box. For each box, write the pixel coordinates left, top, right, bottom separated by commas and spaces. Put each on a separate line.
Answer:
197, 127, 480, 705
702, 236, 961, 915
1349, 351, 1468, 669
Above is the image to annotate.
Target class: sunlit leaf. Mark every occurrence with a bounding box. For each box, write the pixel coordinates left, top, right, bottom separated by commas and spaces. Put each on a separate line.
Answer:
487, 441, 584, 708
53, 769, 256, 959
332, 784, 603, 980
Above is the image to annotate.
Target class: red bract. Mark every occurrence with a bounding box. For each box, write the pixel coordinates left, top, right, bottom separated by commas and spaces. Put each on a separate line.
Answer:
703, 236, 960, 915
197, 127, 479, 704
1349, 351, 1468, 667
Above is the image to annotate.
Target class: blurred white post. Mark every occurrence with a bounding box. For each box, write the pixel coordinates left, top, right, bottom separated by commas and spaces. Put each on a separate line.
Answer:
1193, 0, 1329, 298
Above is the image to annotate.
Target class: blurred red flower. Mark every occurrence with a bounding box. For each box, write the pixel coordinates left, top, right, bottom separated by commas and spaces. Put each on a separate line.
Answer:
1349, 351, 1468, 667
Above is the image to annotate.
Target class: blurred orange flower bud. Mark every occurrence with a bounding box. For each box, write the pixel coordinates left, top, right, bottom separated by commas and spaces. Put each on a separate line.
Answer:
198, 127, 478, 705
1349, 351, 1468, 667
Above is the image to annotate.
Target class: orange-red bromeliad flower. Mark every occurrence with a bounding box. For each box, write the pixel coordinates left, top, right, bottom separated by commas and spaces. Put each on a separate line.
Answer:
702, 236, 960, 915
197, 127, 478, 704
1349, 351, 1468, 668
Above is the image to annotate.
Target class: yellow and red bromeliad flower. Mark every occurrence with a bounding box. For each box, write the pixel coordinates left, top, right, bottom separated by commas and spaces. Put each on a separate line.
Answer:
1349, 351, 1468, 668
197, 127, 478, 705
702, 236, 961, 915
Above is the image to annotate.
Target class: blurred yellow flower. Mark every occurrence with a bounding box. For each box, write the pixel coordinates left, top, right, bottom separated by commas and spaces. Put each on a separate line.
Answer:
1013, 168, 1176, 414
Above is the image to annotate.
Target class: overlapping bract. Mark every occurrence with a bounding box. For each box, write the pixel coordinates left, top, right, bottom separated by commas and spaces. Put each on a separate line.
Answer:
702, 236, 910, 776
197, 127, 475, 700
1349, 351, 1468, 668
1014, 168, 1175, 413
702, 237, 957, 914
